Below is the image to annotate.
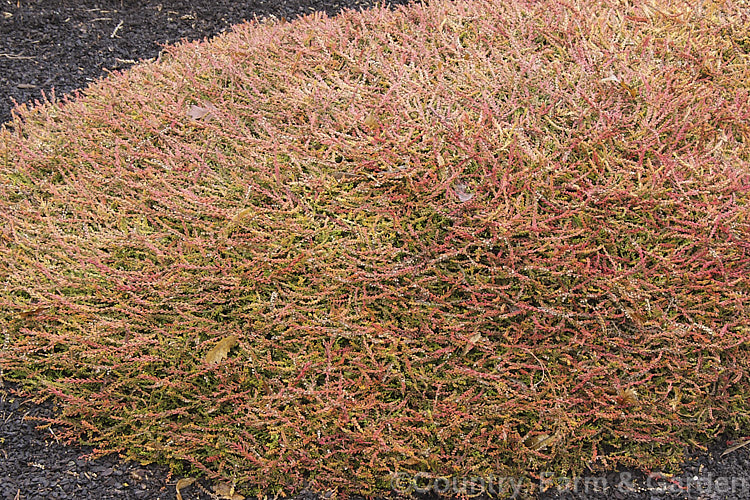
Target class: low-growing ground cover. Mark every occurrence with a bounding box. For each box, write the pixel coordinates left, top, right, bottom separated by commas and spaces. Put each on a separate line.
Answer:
1, 0, 749, 497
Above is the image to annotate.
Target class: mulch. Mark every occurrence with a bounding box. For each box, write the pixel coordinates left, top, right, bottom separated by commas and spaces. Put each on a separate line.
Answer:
0, 0, 408, 123
1, 1, 750, 499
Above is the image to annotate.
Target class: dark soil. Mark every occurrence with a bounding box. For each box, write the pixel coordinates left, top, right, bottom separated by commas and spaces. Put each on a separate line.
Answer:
0, 0, 408, 123
1, 1, 750, 499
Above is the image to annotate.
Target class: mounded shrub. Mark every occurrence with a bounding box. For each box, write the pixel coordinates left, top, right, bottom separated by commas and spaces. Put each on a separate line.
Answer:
1, 0, 749, 495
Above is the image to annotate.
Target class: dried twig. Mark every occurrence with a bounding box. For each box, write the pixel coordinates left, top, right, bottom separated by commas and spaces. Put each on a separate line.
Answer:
111, 20, 123, 38
721, 439, 750, 458
0, 53, 35, 60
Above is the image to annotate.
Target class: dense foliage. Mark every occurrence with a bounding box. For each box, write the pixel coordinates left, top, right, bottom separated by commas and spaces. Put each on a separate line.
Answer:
1, 0, 749, 496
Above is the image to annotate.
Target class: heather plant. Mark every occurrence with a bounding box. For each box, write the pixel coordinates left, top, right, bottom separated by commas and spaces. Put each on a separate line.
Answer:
1, 0, 749, 496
